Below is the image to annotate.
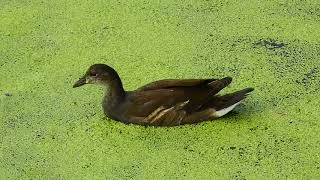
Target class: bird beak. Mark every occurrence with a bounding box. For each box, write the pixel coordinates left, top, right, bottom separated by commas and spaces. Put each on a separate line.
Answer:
73, 75, 87, 88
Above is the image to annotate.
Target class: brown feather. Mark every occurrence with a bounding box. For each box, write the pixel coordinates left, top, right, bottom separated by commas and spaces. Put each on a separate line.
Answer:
137, 79, 216, 91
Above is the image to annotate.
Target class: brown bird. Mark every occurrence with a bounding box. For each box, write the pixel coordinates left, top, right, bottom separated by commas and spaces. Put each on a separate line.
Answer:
73, 64, 254, 126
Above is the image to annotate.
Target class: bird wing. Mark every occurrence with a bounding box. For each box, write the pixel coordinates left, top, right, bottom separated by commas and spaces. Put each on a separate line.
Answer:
122, 78, 232, 120
123, 88, 192, 117
136, 79, 216, 91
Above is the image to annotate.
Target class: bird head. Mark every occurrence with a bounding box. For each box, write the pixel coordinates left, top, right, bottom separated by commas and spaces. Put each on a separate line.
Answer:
73, 64, 119, 88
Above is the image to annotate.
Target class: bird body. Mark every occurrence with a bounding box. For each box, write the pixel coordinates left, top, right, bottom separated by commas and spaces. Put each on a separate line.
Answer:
73, 64, 253, 126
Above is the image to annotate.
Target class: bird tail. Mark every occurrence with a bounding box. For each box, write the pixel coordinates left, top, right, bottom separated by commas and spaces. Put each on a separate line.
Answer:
201, 87, 254, 117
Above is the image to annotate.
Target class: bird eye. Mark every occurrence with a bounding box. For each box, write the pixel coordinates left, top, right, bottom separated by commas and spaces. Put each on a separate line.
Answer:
90, 72, 97, 76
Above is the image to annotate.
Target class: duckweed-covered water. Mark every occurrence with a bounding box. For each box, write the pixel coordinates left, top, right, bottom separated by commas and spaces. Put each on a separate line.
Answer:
1, 0, 320, 179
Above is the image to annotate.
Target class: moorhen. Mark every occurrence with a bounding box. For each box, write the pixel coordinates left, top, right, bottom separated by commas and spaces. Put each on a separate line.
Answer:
73, 64, 254, 126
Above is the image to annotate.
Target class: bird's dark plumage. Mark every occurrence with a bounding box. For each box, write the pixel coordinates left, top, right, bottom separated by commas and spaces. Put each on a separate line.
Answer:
73, 64, 254, 126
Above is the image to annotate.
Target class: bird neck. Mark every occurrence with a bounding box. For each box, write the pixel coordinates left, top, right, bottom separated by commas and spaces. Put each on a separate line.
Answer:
103, 75, 125, 106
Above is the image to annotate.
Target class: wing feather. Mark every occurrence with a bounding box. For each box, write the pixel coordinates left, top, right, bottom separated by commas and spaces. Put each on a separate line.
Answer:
137, 79, 216, 91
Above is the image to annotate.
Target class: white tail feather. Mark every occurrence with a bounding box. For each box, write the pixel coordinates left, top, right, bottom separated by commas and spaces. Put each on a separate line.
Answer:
214, 101, 242, 117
